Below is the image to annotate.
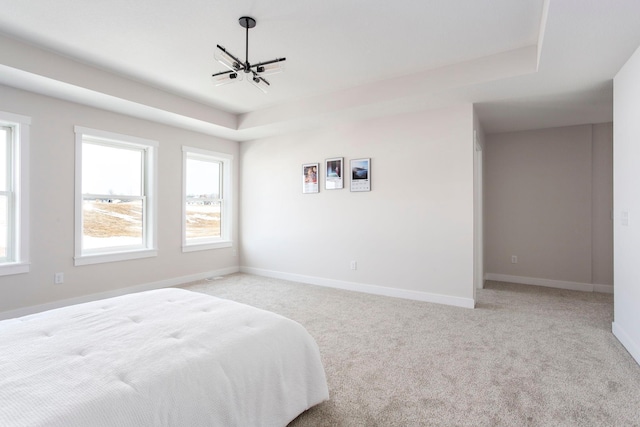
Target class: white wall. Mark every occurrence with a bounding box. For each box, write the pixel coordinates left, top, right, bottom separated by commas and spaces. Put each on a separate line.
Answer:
473, 111, 486, 293
592, 123, 614, 285
613, 44, 640, 366
240, 104, 476, 308
484, 124, 613, 292
0, 84, 239, 316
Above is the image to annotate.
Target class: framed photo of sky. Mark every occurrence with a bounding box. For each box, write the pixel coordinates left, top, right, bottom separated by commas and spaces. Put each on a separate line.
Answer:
350, 158, 370, 192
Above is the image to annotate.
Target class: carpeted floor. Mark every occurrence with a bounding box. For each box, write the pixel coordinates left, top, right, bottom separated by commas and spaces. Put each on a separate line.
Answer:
181, 274, 640, 426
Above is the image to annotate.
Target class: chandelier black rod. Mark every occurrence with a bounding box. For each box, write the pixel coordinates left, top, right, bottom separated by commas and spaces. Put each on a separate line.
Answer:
211, 68, 234, 78
245, 20, 250, 68
252, 57, 286, 69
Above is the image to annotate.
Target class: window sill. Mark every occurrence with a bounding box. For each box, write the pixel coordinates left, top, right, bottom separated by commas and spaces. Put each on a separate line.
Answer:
0, 262, 30, 276
182, 240, 232, 253
74, 249, 157, 266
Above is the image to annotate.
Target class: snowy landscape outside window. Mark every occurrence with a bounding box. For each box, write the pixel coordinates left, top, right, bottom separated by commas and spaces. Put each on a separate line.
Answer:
183, 147, 232, 251
81, 141, 145, 250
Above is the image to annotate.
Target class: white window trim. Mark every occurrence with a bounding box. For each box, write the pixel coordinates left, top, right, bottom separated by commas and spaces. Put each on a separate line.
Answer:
74, 126, 158, 266
0, 111, 30, 276
182, 146, 233, 252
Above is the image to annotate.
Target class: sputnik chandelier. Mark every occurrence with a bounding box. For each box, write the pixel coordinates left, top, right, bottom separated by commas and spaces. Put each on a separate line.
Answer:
211, 16, 286, 93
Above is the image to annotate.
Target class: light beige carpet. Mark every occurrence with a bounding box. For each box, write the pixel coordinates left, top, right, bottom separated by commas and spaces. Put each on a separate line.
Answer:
182, 274, 640, 426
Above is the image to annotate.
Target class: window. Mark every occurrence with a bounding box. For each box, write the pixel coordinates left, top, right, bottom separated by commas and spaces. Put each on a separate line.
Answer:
182, 146, 232, 251
74, 127, 157, 265
0, 111, 30, 276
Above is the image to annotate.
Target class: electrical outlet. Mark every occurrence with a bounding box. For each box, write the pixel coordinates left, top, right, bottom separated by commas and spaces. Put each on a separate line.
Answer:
54, 272, 64, 284
622, 211, 630, 226
511, 255, 518, 264
350, 261, 357, 270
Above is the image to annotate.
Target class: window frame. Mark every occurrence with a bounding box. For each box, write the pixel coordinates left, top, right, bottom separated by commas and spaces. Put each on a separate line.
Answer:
74, 126, 158, 266
0, 111, 30, 276
182, 146, 233, 252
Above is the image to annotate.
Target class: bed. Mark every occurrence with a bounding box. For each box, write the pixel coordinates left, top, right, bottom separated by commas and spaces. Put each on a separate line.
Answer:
0, 288, 329, 426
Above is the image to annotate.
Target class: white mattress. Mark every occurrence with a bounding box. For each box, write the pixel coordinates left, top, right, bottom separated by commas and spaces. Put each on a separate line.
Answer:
0, 288, 328, 426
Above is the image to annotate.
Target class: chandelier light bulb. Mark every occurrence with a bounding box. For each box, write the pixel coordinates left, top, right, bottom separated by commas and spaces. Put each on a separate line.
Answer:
250, 74, 269, 93
214, 48, 240, 72
256, 62, 285, 76
211, 72, 243, 87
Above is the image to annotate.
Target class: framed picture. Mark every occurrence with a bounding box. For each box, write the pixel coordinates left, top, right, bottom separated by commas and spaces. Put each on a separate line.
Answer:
350, 158, 371, 192
302, 163, 319, 193
325, 157, 344, 190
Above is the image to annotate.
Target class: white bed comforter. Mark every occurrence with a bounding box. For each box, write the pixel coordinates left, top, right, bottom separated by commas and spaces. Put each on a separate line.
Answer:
0, 288, 328, 426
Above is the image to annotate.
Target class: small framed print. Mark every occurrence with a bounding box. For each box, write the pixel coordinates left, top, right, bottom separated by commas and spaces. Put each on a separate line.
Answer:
350, 158, 371, 192
325, 157, 344, 190
302, 163, 319, 193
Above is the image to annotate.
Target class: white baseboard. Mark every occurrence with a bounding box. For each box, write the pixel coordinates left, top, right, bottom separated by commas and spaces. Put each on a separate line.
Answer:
612, 322, 640, 367
484, 273, 613, 294
241, 266, 475, 309
593, 283, 615, 293
0, 266, 240, 321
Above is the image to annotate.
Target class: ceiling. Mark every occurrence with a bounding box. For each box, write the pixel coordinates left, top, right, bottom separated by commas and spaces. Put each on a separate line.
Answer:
0, 0, 639, 141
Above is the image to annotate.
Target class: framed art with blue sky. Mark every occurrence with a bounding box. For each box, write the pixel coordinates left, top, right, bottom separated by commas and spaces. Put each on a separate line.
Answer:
350, 158, 370, 192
